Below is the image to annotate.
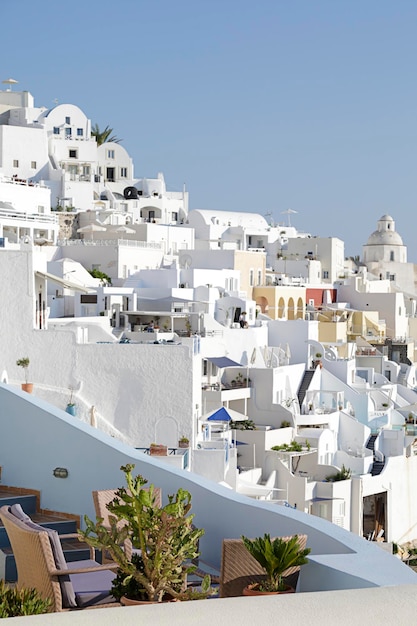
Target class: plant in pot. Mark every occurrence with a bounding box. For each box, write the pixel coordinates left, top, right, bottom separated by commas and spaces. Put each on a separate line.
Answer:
79, 464, 212, 604
313, 353, 323, 368
66, 387, 76, 416
241, 534, 310, 595
16, 357, 32, 393
178, 435, 190, 448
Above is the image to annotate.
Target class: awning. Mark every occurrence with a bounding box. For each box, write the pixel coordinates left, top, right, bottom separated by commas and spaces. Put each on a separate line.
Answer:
207, 357, 242, 368
200, 407, 247, 422
35, 271, 91, 294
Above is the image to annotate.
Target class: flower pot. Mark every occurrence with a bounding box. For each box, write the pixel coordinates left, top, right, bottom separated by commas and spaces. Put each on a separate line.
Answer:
149, 444, 168, 456
178, 441, 189, 448
243, 583, 295, 596
66, 404, 77, 416
121, 596, 155, 606
121, 595, 178, 606
21, 383, 33, 394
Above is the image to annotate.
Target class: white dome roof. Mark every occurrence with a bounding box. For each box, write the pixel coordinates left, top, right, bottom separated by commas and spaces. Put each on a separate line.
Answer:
366, 230, 403, 245
365, 214, 403, 246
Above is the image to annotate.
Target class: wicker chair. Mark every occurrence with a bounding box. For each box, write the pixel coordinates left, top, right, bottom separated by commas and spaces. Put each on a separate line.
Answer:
0, 505, 119, 612
92, 487, 162, 563
219, 534, 308, 597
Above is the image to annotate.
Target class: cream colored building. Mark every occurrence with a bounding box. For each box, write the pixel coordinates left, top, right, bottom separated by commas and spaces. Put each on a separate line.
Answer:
253, 285, 306, 320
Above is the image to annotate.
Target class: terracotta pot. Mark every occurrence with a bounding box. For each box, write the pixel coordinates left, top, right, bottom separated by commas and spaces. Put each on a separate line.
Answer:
149, 444, 168, 456
243, 583, 295, 596
178, 441, 189, 448
121, 595, 178, 606
121, 596, 156, 606
21, 383, 33, 394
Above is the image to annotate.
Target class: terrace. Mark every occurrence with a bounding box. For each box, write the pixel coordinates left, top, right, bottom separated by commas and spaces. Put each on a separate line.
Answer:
0, 383, 416, 621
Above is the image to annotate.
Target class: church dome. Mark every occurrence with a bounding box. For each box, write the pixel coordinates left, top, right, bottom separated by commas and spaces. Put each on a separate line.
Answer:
365, 214, 403, 246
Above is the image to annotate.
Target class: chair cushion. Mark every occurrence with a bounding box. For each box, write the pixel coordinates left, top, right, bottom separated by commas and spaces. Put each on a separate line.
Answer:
9, 504, 77, 608
67, 560, 116, 608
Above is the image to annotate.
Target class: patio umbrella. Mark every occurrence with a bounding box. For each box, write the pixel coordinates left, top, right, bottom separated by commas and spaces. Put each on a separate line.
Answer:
77, 223, 107, 240
115, 225, 135, 235
200, 406, 248, 422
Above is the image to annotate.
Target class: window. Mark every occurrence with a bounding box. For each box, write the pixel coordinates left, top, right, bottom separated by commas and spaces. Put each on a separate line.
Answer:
65, 127, 71, 137
390, 274, 395, 281
107, 149, 115, 159
249, 269, 254, 286
323, 271, 329, 279
13, 160, 19, 167
77, 128, 83, 136
390, 251, 394, 261
82, 165, 90, 176
257, 269, 262, 286
172, 212, 178, 221
65, 116, 71, 124
38, 205, 45, 213
69, 149, 77, 158
68, 164, 77, 180
31, 161, 36, 169
80, 295, 97, 304
53, 127, 60, 135
120, 167, 127, 177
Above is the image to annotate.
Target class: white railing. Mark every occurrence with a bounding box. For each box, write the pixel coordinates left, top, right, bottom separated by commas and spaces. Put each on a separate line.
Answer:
58, 239, 163, 249
0, 209, 58, 224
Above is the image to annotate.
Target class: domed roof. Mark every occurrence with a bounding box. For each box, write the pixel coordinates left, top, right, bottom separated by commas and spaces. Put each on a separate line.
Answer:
365, 214, 404, 246
366, 230, 403, 246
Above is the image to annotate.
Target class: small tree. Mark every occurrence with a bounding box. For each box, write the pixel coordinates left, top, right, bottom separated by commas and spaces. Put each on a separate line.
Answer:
79, 465, 210, 602
16, 357, 30, 384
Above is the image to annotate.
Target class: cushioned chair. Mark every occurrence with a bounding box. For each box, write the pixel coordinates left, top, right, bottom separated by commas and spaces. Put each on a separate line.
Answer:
0, 505, 119, 612
219, 534, 308, 597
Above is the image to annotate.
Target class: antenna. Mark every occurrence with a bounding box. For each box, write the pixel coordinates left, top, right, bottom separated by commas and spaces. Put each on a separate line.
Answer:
281, 209, 298, 227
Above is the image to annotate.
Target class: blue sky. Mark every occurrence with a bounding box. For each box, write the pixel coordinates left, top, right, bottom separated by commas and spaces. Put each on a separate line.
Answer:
2, 1, 417, 260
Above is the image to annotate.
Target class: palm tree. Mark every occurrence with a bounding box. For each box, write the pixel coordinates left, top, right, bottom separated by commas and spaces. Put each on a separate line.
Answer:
91, 124, 121, 146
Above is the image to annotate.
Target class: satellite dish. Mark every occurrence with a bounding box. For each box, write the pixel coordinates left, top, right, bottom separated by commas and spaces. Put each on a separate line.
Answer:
180, 254, 192, 269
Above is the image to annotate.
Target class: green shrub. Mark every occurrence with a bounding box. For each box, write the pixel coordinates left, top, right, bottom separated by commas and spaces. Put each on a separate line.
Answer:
230, 419, 256, 430
0, 580, 51, 617
271, 440, 303, 453
325, 464, 352, 482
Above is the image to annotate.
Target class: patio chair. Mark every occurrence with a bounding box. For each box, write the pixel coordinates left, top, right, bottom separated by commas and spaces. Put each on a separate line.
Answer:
0, 504, 119, 612
92, 487, 162, 563
219, 534, 308, 597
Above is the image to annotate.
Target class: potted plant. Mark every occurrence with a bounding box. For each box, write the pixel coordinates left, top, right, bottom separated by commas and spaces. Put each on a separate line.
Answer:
149, 443, 167, 456
66, 387, 76, 416
178, 436, 190, 448
241, 534, 310, 595
79, 464, 211, 604
16, 357, 33, 393
313, 353, 323, 368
